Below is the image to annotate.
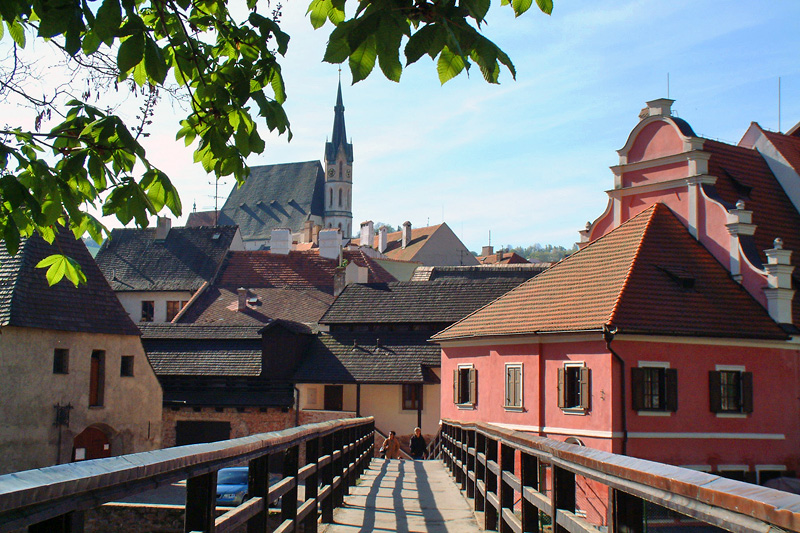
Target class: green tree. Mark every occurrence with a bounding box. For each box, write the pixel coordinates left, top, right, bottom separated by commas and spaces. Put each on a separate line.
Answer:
0, 0, 552, 285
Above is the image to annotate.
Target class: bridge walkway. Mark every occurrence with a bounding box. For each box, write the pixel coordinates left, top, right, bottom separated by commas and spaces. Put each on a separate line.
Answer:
322, 458, 481, 533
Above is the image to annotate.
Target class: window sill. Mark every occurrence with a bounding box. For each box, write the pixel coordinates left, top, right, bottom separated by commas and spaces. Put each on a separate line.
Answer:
456, 403, 475, 410
88, 405, 104, 409
561, 407, 587, 416
636, 410, 672, 417
715, 412, 748, 419
503, 406, 524, 412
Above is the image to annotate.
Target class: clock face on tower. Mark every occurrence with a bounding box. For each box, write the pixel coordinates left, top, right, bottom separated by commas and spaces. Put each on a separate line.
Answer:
327, 168, 335, 178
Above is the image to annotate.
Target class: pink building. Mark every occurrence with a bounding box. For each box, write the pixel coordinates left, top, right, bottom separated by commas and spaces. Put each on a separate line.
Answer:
435, 100, 800, 493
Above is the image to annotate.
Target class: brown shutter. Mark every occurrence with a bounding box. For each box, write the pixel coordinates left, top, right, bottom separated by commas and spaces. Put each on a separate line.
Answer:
631, 368, 645, 411
505, 367, 512, 405
580, 367, 591, 410
665, 368, 678, 412
557, 368, 566, 408
453, 369, 459, 404
741, 372, 754, 413
469, 368, 477, 405
709, 371, 722, 413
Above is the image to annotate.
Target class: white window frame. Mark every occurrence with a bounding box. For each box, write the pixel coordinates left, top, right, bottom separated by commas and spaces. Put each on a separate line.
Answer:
561, 361, 588, 415
756, 465, 787, 485
714, 364, 748, 419
504, 363, 523, 411
635, 361, 672, 417
717, 464, 749, 480
455, 364, 476, 410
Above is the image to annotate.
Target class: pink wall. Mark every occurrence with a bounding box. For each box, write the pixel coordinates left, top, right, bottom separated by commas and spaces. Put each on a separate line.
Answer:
627, 121, 684, 163
440, 336, 800, 473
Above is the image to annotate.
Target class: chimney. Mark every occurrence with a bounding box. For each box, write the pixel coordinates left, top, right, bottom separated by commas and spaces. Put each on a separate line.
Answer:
302, 220, 313, 243
237, 287, 247, 312
378, 226, 388, 253
577, 221, 592, 250
360, 221, 374, 247
319, 228, 341, 260
312, 224, 320, 245
155, 216, 171, 241
763, 238, 795, 324
481, 245, 494, 257
497, 250, 504, 261
270, 228, 291, 255
640, 98, 674, 120
401, 221, 412, 249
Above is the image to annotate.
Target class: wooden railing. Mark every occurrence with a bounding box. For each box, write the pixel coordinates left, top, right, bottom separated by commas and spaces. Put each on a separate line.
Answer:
441, 419, 800, 533
0, 417, 374, 533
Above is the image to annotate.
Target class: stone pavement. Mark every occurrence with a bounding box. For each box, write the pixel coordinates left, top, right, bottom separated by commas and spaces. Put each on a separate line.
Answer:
322, 458, 482, 532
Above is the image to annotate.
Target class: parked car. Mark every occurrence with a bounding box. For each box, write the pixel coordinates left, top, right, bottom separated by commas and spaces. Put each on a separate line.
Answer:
215, 467, 282, 507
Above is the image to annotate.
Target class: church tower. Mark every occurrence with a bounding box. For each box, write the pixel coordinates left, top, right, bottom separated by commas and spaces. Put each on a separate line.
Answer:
323, 80, 354, 238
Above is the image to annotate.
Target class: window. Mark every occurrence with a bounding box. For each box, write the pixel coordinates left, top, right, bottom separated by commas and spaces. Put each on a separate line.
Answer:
632, 364, 677, 412
329, 188, 333, 207
166, 301, 182, 322
709, 367, 752, 414
53, 349, 69, 374
402, 384, 423, 410
558, 363, 590, 411
89, 350, 105, 407
141, 301, 154, 322
505, 364, 523, 409
120, 355, 134, 377
453, 366, 477, 406
338, 188, 343, 207
324, 385, 344, 411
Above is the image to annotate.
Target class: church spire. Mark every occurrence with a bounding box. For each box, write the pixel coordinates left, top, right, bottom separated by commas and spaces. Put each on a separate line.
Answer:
325, 79, 353, 163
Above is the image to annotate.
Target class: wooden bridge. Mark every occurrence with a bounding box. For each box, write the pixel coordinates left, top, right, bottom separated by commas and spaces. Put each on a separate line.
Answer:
1, 417, 800, 533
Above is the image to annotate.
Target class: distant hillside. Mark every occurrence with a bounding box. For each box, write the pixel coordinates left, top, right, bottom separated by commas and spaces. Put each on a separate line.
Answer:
504, 244, 577, 263
82, 237, 102, 258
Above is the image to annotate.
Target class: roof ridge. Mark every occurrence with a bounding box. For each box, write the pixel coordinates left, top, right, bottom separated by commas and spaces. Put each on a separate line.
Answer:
605, 204, 660, 326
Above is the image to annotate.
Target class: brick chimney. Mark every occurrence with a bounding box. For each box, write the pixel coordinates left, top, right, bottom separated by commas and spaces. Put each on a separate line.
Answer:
319, 228, 341, 260
270, 228, 291, 255
237, 287, 247, 312
401, 221, 412, 249
763, 238, 795, 324
302, 220, 314, 243
155, 216, 171, 241
360, 221, 374, 247
481, 245, 493, 257
378, 226, 388, 253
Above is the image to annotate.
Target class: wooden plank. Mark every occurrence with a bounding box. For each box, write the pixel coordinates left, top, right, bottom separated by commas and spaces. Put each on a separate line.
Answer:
214, 497, 265, 533
555, 510, 599, 533
501, 470, 521, 492
272, 518, 296, 533
522, 486, 551, 515
298, 462, 317, 481
296, 498, 316, 523
268, 476, 296, 503
501, 508, 523, 533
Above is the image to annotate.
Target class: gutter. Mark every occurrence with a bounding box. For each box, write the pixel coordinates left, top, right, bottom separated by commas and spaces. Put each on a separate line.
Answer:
603, 324, 627, 455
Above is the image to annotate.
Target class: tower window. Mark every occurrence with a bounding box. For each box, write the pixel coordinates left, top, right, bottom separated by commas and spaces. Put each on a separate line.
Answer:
329, 189, 333, 207
339, 188, 342, 207
339, 160, 343, 177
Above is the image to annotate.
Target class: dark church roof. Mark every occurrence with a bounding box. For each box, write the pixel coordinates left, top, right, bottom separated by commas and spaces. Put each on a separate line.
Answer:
0, 228, 139, 335
325, 81, 354, 163
217, 161, 326, 242
95, 225, 238, 292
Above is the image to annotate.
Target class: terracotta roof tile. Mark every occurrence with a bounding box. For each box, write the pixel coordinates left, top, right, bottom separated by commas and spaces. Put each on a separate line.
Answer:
373, 224, 442, 261
434, 204, 787, 341
217, 250, 338, 290
477, 252, 529, 264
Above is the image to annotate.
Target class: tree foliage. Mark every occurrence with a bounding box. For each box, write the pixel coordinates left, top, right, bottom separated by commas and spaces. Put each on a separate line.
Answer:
0, 0, 552, 285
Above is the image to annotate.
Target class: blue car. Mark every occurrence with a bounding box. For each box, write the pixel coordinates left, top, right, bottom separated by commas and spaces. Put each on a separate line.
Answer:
215, 467, 282, 507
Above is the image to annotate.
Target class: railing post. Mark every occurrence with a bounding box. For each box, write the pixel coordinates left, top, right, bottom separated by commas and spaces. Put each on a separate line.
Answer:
320, 432, 334, 524
485, 435, 499, 531
281, 445, 299, 532
455, 426, 465, 488
520, 452, 540, 533
475, 431, 486, 513
332, 429, 344, 508
304, 437, 320, 533
609, 488, 644, 533
500, 444, 515, 533
552, 466, 575, 533
185, 471, 217, 533
247, 454, 270, 533
29, 511, 85, 533
347, 426, 357, 491
466, 429, 476, 499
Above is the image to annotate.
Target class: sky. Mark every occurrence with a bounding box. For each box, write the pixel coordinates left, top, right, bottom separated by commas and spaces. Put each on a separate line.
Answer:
3, 0, 800, 253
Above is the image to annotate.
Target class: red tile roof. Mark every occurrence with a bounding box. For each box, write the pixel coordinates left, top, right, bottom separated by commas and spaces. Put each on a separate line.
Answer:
373, 224, 442, 261
217, 250, 339, 290
703, 137, 800, 327
434, 204, 787, 342
342, 249, 397, 283
477, 251, 530, 265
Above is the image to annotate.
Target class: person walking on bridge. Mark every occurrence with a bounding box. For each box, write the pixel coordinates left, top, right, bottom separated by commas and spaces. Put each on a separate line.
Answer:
380, 430, 401, 459
409, 427, 426, 459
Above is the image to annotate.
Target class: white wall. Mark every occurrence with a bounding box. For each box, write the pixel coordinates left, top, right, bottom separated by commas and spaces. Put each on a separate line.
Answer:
0, 327, 162, 474
117, 291, 193, 323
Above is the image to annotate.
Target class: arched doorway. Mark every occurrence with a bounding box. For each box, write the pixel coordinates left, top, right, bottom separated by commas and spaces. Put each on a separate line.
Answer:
72, 426, 111, 461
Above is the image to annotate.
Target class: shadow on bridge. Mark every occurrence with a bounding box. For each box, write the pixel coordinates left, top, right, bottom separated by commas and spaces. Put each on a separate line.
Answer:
324, 459, 481, 533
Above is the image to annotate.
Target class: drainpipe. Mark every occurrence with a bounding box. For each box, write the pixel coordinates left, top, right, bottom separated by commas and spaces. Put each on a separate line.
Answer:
602, 325, 627, 455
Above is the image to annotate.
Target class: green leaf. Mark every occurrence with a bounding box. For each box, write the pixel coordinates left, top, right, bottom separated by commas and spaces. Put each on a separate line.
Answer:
94, 0, 121, 41
463, 0, 491, 23
82, 30, 101, 55
8, 20, 25, 48
4, 219, 20, 256
349, 34, 377, 83
437, 46, 465, 84
144, 37, 168, 84
117, 32, 144, 75
307, 0, 332, 30
536, 0, 553, 14
405, 24, 445, 65
35, 254, 86, 287
511, 0, 533, 17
